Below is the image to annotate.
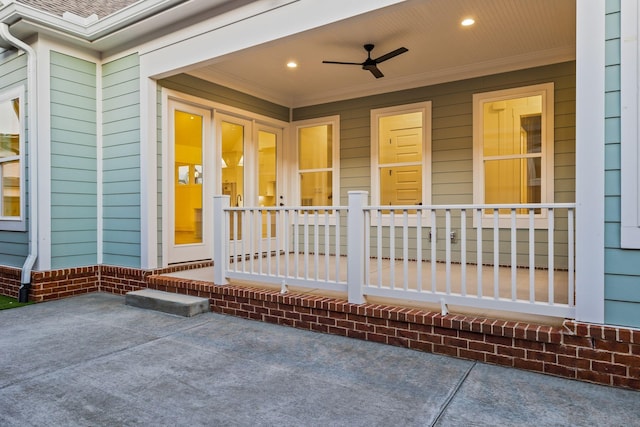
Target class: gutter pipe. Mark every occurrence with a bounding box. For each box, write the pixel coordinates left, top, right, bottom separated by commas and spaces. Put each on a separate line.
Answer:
0, 23, 38, 303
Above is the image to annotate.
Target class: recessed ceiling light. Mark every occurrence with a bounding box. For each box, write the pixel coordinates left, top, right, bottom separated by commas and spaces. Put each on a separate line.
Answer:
287, 61, 298, 68
461, 17, 475, 27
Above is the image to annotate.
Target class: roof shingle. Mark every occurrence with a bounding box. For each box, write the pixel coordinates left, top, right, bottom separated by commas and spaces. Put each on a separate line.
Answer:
16, 0, 141, 19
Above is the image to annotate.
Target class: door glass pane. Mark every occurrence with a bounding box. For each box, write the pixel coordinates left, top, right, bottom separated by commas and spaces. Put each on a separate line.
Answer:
221, 121, 244, 240
174, 110, 203, 244
258, 130, 277, 238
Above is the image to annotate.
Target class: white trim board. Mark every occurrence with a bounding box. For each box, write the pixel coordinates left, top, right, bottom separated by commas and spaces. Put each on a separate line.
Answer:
620, 0, 640, 248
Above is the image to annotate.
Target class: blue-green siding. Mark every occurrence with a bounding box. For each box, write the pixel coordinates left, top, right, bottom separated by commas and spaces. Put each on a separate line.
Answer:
603, 0, 640, 328
50, 51, 97, 268
0, 51, 28, 267
102, 54, 141, 267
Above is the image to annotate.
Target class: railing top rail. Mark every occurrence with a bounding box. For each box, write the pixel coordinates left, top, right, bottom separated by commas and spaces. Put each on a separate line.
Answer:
221, 203, 576, 212
365, 203, 576, 211
224, 205, 346, 212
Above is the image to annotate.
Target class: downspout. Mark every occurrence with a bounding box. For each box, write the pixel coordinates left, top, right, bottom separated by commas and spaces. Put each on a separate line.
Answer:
0, 23, 38, 303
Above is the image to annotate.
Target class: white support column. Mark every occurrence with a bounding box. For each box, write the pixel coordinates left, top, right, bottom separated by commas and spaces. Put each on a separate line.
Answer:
575, 1, 605, 323
347, 191, 368, 304
213, 195, 230, 285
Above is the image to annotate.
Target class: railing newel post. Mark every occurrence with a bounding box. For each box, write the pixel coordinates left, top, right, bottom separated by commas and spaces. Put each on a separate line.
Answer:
213, 195, 230, 285
347, 191, 368, 304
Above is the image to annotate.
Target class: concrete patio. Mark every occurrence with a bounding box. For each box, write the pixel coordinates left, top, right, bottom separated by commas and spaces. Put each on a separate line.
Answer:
0, 293, 637, 426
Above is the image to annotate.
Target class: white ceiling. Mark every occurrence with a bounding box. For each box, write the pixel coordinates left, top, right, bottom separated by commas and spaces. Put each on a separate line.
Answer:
187, 0, 576, 108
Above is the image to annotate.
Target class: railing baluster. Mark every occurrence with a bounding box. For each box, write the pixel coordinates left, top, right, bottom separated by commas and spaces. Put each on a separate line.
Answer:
267, 210, 272, 276
476, 208, 482, 298
390, 210, 395, 290
568, 208, 575, 307
529, 209, 535, 302
241, 210, 247, 273
377, 209, 382, 288
431, 209, 437, 293
493, 209, 499, 299
511, 208, 516, 301
324, 210, 330, 282
250, 209, 256, 273
403, 209, 409, 291
304, 210, 309, 280
365, 209, 371, 286
416, 209, 422, 292
231, 210, 237, 273
335, 209, 340, 282
314, 210, 319, 281
460, 209, 466, 296
284, 209, 291, 279
276, 210, 281, 277
445, 209, 451, 295
548, 207, 555, 305
294, 210, 299, 278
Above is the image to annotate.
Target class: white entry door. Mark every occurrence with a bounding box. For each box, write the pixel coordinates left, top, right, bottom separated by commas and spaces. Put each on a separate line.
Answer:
167, 100, 212, 263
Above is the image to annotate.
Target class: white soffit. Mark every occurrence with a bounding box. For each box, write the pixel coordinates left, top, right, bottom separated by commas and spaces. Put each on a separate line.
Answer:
186, 0, 576, 107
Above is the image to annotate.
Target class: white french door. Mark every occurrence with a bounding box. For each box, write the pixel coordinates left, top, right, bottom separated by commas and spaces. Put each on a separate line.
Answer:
216, 113, 283, 257
167, 100, 213, 263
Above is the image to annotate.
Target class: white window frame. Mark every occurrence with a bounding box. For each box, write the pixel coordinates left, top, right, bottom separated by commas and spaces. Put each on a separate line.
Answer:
370, 102, 432, 225
473, 83, 555, 228
0, 86, 26, 231
292, 115, 340, 208
621, 0, 640, 248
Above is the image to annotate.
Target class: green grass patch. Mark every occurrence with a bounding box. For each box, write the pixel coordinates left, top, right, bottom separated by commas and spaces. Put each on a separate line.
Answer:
0, 295, 32, 310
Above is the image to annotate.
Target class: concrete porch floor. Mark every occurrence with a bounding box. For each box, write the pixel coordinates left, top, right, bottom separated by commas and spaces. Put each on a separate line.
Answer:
164, 255, 570, 326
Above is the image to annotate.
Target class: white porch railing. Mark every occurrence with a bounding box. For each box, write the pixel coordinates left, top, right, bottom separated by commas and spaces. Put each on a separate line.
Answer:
213, 192, 576, 319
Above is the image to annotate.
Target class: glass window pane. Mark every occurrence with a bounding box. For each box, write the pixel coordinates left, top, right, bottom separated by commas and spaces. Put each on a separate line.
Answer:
221, 120, 244, 207
0, 97, 20, 158
484, 158, 541, 205
258, 130, 277, 238
298, 125, 332, 170
2, 160, 20, 217
379, 112, 422, 164
380, 165, 422, 206
483, 95, 542, 157
299, 171, 332, 206
174, 110, 203, 244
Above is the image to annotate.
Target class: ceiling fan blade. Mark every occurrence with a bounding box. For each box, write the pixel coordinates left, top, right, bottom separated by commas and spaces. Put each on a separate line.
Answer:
322, 60, 363, 65
373, 47, 408, 63
364, 64, 384, 79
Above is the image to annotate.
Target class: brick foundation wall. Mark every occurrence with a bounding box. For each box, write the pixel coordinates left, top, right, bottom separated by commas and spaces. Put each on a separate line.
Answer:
0, 261, 213, 301
0, 266, 22, 299
31, 266, 100, 302
147, 275, 640, 391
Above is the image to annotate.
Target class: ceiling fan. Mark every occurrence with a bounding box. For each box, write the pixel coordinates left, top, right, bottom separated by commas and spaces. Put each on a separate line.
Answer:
322, 44, 408, 79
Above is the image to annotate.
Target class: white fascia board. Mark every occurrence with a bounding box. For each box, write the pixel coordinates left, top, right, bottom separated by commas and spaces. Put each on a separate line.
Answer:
139, 0, 406, 79
575, 1, 605, 324
620, 0, 640, 248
